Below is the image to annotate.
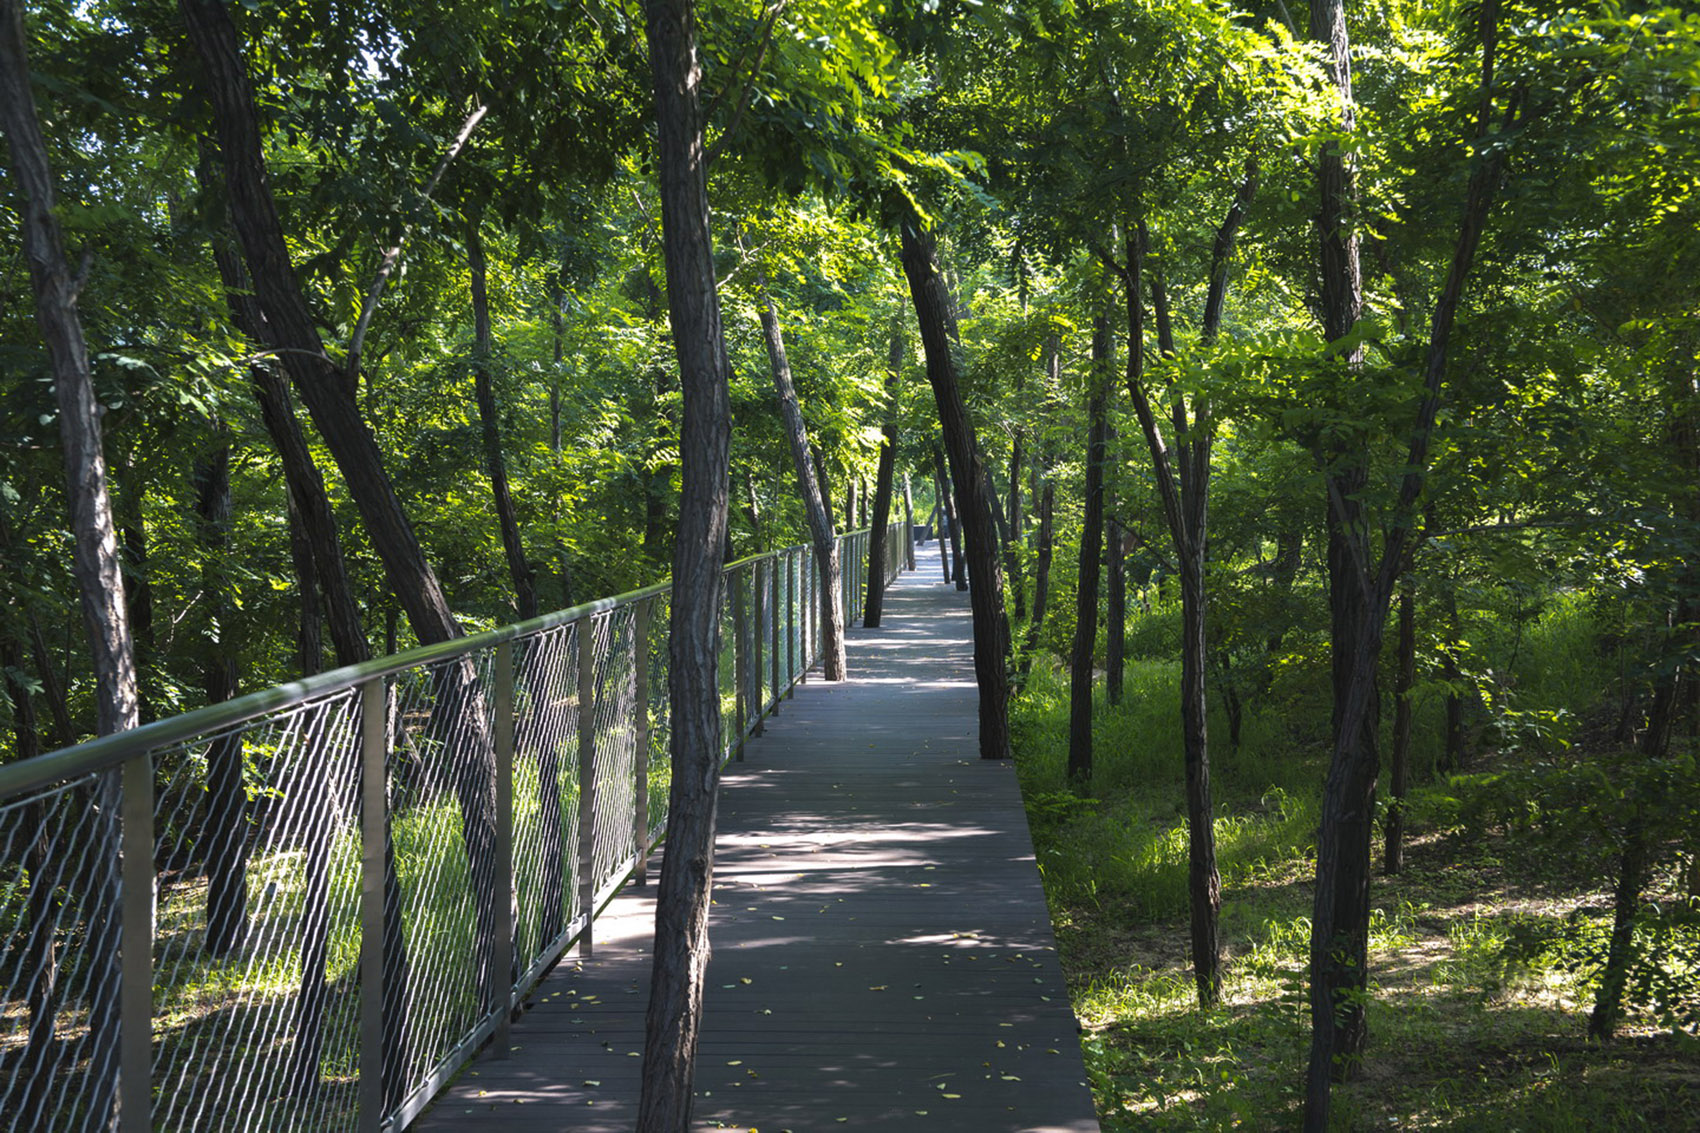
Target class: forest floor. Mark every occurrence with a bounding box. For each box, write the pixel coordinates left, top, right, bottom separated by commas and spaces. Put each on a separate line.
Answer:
1012, 665, 1700, 1131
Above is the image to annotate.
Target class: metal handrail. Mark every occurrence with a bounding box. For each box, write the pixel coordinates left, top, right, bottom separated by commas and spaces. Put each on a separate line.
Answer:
0, 521, 910, 1133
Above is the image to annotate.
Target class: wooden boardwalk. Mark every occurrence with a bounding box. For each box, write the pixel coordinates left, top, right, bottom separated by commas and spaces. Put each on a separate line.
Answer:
415, 553, 1100, 1132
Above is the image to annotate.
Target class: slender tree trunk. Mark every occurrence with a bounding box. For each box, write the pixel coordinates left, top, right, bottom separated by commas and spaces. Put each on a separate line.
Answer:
116, 471, 153, 723
933, 442, 966, 590
469, 217, 539, 621
931, 460, 952, 583
1107, 519, 1126, 706
1018, 481, 1056, 683
1007, 439, 1025, 620
1, 10, 137, 1127
1305, 1, 1517, 1118
1068, 316, 1111, 783
1385, 582, 1415, 875
899, 216, 1011, 761
195, 440, 248, 956
638, 0, 734, 1124
865, 314, 904, 627
902, 472, 916, 571
758, 290, 847, 679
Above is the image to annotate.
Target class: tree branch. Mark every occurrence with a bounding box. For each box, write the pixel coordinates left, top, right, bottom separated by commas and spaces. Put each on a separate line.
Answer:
704, 2, 782, 167
345, 102, 488, 387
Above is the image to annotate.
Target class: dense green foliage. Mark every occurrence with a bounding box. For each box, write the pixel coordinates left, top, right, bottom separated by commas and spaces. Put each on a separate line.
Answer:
4, 0, 1696, 1125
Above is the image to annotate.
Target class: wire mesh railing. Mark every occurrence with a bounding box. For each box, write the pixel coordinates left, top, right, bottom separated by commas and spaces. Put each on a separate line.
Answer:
0, 523, 907, 1133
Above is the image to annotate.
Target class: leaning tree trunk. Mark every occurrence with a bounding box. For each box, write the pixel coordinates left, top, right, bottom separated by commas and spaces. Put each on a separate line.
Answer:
902, 472, 916, 571
759, 290, 847, 679
182, 1, 497, 1100
864, 314, 904, 627
637, 0, 734, 1126
0, 7, 139, 1126
1068, 316, 1112, 784
899, 216, 1012, 761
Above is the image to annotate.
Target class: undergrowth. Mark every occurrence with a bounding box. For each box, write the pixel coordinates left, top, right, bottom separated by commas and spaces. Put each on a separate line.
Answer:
1013, 595, 1700, 1131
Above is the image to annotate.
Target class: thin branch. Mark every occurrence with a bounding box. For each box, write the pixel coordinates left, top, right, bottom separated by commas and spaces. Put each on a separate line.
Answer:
345, 102, 488, 385
705, 3, 782, 167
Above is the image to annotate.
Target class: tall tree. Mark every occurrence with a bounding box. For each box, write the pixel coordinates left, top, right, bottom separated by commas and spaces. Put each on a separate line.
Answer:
757, 281, 848, 678
1068, 313, 1112, 783
0, 3, 138, 1126
637, 0, 734, 1126
864, 310, 904, 626
900, 216, 1011, 760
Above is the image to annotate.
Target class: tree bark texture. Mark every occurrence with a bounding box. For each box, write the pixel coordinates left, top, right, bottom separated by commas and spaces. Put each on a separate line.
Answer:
759, 291, 847, 680
1, 11, 137, 1127
900, 217, 1011, 761
1068, 315, 1111, 784
864, 314, 904, 627
638, 0, 734, 1126
470, 218, 540, 622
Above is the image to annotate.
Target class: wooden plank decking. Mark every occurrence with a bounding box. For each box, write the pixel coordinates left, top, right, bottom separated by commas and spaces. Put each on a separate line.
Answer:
414, 551, 1100, 1132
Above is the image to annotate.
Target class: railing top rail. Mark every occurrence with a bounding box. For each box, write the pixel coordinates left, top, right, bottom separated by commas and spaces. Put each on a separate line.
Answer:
0, 527, 882, 802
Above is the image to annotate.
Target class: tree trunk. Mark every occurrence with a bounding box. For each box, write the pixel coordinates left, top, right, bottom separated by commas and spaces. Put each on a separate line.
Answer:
899, 217, 1011, 761
902, 472, 916, 571
1304, 2, 1516, 1117
933, 441, 966, 590
0, 11, 137, 1127
1068, 315, 1111, 784
117, 470, 153, 723
1017, 481, 1056, 684
932, 459, 952, 583
1107, 518, 1126, 706
638, 0, 734, 1124
1385, 582, 1415, 875
195, 440, 248, 957
1007, 439, 1025, 620
758, 290, 847, 680
864, 313, 904, 627
469, 217, 539, 621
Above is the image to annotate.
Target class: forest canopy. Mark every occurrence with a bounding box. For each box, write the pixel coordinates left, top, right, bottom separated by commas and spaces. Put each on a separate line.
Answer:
3, 0, 1696, 1128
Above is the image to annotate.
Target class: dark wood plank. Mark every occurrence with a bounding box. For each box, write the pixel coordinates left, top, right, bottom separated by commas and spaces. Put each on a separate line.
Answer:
414, 551, 1100, 1132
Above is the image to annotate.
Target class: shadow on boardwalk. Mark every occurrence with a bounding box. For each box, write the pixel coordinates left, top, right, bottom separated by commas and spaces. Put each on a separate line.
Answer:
415, 554, 1100, 1132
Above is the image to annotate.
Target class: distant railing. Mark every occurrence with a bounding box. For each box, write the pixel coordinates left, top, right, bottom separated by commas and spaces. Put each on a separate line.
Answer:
0, 522, 907, 1133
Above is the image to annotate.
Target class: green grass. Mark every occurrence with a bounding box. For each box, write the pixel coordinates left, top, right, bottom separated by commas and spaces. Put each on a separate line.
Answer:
1011, 641, 1700, 1131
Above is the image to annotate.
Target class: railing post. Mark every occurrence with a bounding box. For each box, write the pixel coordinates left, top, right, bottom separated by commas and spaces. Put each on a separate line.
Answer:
492, 641, 515, 1057
633, 597, 652, 886
119, 755, 153, 1133
752, 559, 765, 736
357, 677, 387, 1133
770, 553, 782, 712
786, 550, 797, 697
733, 566, 748, 760
576, 616, 597, 957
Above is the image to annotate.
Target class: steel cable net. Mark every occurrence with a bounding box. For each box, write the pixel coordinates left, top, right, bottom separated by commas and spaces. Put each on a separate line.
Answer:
511, 621, 579, 969
644, 595, 672, 843
584, 608, 638, 900
0, 772, 121, 1133
150, 691, 363, 1133
382, 650, 502, 1110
